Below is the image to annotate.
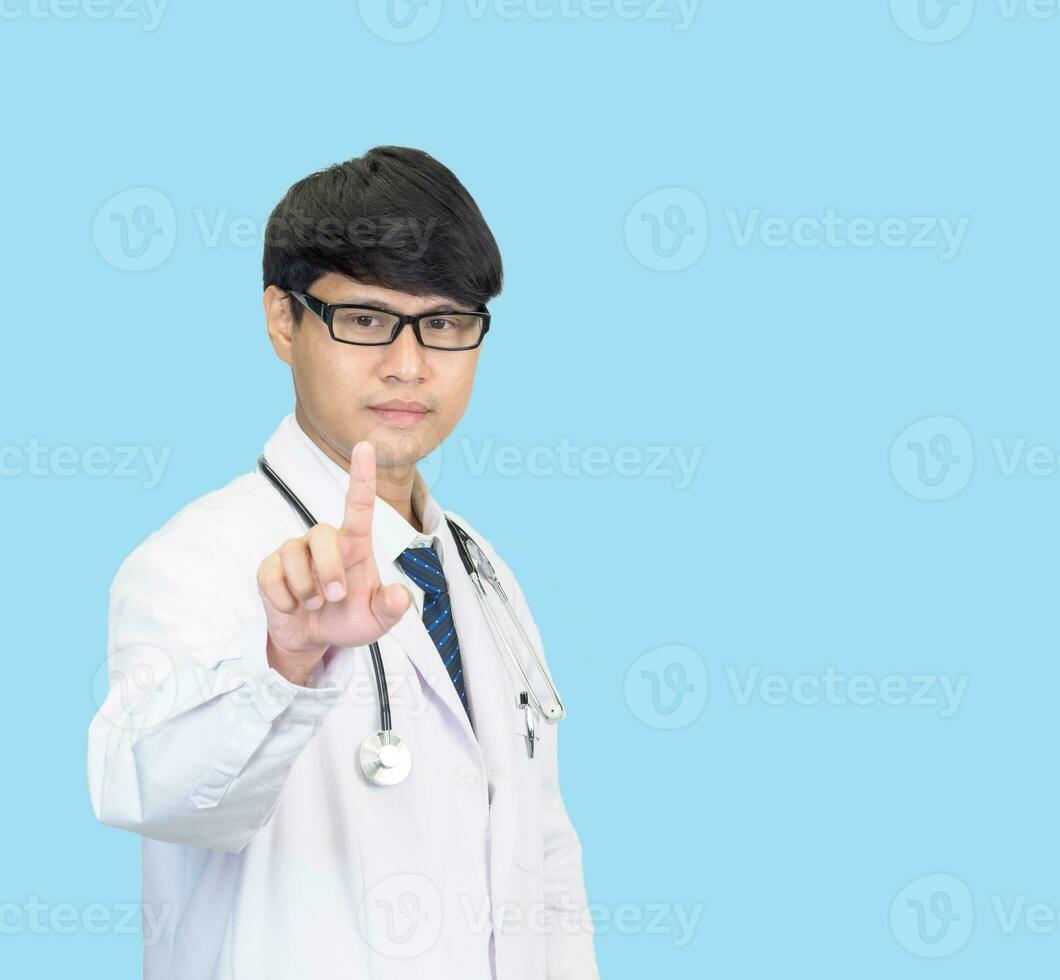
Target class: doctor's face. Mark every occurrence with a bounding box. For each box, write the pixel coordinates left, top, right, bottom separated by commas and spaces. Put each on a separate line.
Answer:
264, 272, 481, 472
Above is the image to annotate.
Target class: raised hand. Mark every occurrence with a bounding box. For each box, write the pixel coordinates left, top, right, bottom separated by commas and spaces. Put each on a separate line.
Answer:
256, 441, 412, 685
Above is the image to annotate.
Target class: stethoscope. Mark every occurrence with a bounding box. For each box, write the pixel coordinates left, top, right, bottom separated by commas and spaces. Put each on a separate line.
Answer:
256, 454, 566, 787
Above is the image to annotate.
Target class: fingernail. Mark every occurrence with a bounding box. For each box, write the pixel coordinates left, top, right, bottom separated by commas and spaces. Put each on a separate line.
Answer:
325, 581, 345, 601
305, 595, 324, 610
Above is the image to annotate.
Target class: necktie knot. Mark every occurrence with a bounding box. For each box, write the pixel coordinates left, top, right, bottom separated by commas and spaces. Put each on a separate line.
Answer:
396, 545, 447, 597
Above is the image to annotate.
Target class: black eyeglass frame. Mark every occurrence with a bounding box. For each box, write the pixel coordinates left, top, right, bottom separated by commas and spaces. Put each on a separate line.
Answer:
288, 290, 491, 351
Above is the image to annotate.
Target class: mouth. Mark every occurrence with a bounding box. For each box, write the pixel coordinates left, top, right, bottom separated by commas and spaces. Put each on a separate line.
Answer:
368, 402, 431, 428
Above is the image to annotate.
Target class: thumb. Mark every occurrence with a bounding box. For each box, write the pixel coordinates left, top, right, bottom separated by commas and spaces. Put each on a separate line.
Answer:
371, 582, 412, 630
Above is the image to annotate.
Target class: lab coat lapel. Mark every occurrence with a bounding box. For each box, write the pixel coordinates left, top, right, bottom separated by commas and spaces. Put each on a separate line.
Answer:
374, 555, 480, 751
438, 514, 521, 901
261, 418, 479, 752
262, 417, 522, 900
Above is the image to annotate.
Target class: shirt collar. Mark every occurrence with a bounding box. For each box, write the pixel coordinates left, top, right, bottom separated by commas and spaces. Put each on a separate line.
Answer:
282, 413, 446, 565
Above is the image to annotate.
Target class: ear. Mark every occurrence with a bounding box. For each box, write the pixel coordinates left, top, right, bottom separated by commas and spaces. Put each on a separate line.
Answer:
264, 285, 296, 366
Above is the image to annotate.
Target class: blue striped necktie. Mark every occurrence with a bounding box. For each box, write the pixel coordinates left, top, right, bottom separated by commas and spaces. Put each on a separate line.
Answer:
396, 544, 471, 719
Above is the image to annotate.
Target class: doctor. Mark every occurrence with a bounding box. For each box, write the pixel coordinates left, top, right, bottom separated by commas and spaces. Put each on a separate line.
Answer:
86, 146, 599, 980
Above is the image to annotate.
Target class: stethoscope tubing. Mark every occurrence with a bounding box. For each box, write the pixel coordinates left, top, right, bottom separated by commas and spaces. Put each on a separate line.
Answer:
257, 455, 395, 732
256, 452, 566, 734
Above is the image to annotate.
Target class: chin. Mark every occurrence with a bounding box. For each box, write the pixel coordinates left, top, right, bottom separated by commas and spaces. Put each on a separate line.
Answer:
368, 430, 428, 469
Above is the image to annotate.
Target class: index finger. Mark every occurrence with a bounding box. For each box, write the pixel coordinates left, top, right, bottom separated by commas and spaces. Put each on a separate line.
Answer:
340, 440, 376, 567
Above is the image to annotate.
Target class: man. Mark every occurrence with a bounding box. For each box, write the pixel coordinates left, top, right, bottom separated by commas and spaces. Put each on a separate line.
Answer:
87, 146, 599, 980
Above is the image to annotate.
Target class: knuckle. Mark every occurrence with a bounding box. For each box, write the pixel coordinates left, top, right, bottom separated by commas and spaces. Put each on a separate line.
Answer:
270, 590, 297, 613
308, 523, 337, 543
291, 580, 318, 599
257, 556, 280, 585
278, 538, 305, 558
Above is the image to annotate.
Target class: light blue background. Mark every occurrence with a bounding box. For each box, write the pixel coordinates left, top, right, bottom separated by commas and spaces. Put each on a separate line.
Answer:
2, 0, 1056, 976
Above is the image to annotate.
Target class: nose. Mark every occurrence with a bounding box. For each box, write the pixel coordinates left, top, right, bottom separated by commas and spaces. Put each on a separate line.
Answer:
378, 319, 428, 381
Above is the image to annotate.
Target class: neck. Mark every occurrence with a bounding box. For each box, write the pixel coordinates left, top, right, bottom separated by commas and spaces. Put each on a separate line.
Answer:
294, 404, 424, 532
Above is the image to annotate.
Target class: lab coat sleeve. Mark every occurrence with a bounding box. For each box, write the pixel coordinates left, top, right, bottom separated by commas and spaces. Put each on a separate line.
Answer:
87, 513, 344, 854
506, 569, 601, 980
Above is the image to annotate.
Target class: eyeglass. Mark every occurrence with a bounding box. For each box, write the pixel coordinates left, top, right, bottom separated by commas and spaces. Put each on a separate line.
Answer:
289, 290, 491, 351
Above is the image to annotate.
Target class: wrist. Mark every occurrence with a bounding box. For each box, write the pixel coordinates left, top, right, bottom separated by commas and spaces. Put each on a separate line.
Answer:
266, 634, 327, 687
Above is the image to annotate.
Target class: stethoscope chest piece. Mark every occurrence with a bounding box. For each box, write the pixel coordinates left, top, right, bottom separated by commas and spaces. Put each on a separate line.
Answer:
360, 731, 412, 786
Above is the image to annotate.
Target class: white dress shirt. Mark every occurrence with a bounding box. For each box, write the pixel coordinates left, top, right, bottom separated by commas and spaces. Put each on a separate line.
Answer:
86, 413, 598, 980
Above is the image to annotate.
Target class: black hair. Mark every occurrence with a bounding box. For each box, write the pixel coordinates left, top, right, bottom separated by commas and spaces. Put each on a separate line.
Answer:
262, 146, 503, 325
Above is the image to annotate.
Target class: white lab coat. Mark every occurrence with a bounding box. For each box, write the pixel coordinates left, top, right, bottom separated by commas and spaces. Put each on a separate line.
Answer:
86, 414, 599, 980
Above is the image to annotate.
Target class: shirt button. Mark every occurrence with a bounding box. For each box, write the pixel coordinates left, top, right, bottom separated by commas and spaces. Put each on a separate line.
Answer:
455, 762, 480, 787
